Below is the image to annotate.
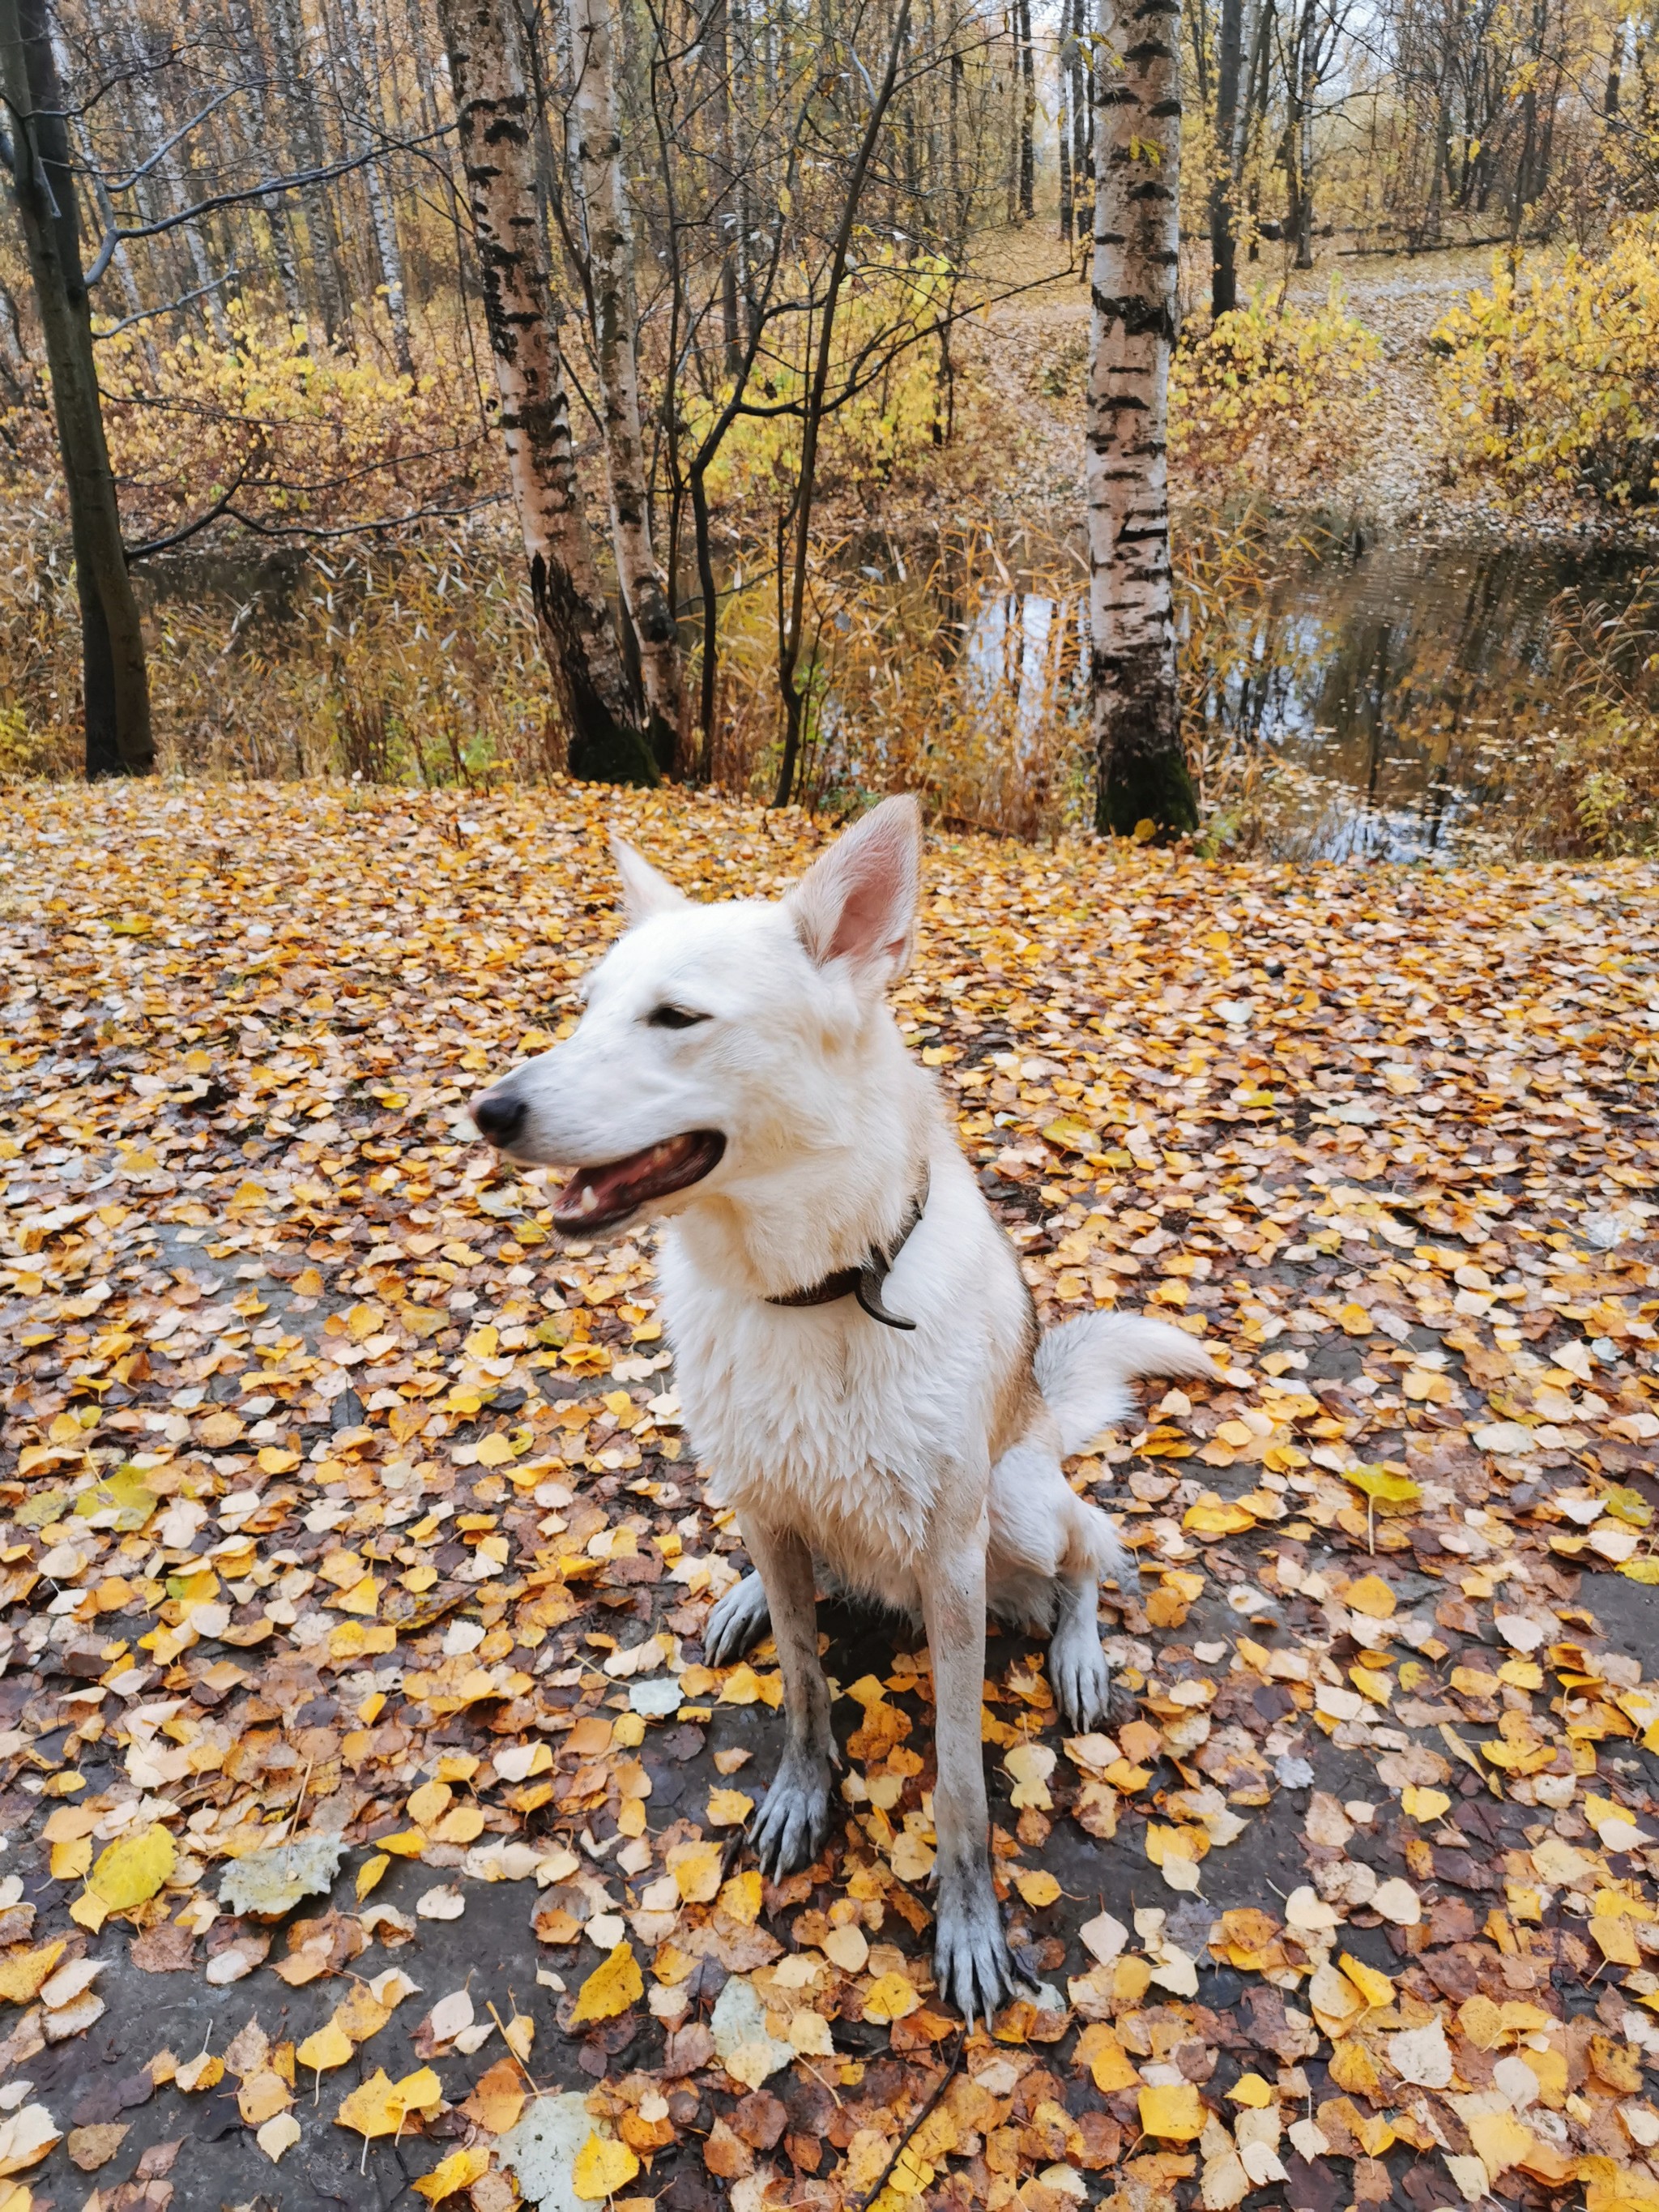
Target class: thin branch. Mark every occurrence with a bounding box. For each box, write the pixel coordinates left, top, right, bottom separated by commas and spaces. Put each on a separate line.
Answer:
109, 122, 456, 248
123, 463, 252, 562
92, 268, 238, 341
205, 489, 509, 544
852, 2032, 966, 2211
96, 86, 249, 194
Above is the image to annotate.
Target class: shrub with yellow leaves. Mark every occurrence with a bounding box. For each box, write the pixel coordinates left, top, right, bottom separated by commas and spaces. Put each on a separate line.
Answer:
1434, 222, 1659, 506
1169, 284, 1380, 487
679, 250, 966, 510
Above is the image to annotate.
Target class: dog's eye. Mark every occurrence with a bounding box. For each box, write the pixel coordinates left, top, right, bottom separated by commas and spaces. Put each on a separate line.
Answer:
647, 1005, 709, 1030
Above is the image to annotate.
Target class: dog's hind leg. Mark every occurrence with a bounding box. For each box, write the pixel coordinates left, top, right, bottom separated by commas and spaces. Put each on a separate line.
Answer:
704, 1570, 771, 1666
988, 1441, 1130, 1730
743, 1518, 836, 1879
1047, 1567, 1112, 1731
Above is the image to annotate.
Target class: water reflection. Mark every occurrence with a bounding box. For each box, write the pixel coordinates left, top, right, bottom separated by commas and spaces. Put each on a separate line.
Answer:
1226, 533, 1649, 859
944, 530, 1653, 858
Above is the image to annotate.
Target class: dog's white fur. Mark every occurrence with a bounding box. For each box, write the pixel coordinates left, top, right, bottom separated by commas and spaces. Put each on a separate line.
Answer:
472, 799, 1214, 2020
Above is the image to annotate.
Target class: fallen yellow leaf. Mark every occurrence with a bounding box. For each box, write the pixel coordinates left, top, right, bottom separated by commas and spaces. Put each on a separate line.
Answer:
1139, 2082, 1205, 2140
570, 1943, 643, 2025
571, 2135, 639, 2200
88, 1825, 175, 1911
297, 2020, 355, 2076
413, 2148, 492, 2202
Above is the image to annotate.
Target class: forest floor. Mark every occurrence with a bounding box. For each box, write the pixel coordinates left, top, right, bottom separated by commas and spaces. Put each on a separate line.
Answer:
968, 228, 1532, 531
1, 785, 1657, 2212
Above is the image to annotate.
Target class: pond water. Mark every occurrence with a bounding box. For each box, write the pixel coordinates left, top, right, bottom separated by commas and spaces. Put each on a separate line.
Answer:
1211, 530, 1653, 859
948, 527, 1654, 857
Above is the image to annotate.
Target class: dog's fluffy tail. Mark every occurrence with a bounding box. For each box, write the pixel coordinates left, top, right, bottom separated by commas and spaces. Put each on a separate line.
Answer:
1035, 1312, 1220, 1458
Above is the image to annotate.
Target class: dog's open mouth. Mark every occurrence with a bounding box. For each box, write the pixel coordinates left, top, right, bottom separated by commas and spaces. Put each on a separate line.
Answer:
551, 1130, 725, 1235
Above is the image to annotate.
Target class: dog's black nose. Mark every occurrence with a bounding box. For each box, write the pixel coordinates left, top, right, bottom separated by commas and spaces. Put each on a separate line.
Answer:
471, 1090, 527, 1147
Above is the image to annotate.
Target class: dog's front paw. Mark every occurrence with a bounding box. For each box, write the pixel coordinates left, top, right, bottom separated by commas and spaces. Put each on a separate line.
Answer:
704, 1571, 771, 1667
748, 1753, 833, 1878
933, 1866, 1019, 2030
1049, 1621, 1111, 1731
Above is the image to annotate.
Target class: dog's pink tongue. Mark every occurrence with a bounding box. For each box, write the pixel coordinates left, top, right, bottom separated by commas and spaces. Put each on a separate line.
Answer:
552, 1150, 658, 1226
551, 1130, 725, 1233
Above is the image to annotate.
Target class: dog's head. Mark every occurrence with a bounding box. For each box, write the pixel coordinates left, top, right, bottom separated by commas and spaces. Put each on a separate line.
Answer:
470, 796, 922, 1234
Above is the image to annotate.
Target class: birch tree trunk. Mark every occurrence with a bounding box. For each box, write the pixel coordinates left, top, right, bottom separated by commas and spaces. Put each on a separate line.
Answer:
224, 0, 309, 340
120, 20, 232, 343
266, 0, 353, 345
337, 0, 416, 375
1085, 0, 1196, 838
1070, 0, 1089, 237
0, 0, 153, 776
570, 0, 686, 772
1292, 0, 1316, 266
436, 0, 656, 784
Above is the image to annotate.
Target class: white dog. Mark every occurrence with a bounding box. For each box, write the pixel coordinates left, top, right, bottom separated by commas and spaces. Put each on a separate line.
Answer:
471, 798, 1213, 2020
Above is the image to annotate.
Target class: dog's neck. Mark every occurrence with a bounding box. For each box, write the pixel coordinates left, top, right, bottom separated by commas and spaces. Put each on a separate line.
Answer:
666, 1016, 939, 1302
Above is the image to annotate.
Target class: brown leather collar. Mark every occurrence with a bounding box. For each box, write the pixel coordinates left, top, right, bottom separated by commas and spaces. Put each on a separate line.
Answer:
766, 1172, 930, 1331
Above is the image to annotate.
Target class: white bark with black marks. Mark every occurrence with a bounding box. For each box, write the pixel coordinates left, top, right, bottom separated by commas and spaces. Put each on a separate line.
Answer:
337, 0, 416, 376
436, 0, 655, 783
265, 0, 352, 344
570, 0, 685, 772
1085, 0, 1196, 838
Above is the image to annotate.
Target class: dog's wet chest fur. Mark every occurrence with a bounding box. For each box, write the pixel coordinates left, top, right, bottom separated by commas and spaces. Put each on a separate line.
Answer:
660, 1273, 1018, 1600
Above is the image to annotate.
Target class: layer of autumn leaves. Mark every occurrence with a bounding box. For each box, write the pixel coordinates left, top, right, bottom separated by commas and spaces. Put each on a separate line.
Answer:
0, 783, 1655, 2212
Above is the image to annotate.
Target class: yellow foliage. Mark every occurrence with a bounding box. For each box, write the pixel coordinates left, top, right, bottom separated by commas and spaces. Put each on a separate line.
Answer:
1170, 284, 1379, 482
1435, 222, 1659, 505
681, 250, 957, 505
570, 1942, 644, 2023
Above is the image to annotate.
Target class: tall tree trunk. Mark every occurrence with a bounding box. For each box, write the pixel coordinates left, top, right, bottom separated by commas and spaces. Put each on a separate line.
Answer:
1058, 45, 1073, 241
1424, 10, 1461, 245
949, 41, 964, 233
1242, 0, 1271, 254
1605, 15, 1627, 113
570, 0, 686, 771
1070, 0, 1090, 237
710, 0, 742, 374
224, 0, 309, 340
773, 0, 912, 806
1085, 0, 1196, 839
267, 0, 353, 344
1006, 6, 1021, 220
120, 20, 232, 343
1017, 0, 1036, 219
338, 0, 416, 374
1209, 0, 1243, 311
0, 0, 153, 776
436, 0, 655, 783
1294, 0, 1316, 267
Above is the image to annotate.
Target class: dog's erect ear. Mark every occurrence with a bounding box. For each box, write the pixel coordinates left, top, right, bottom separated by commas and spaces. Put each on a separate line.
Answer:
612, 835, 689, 925
789, 796, 921, 985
